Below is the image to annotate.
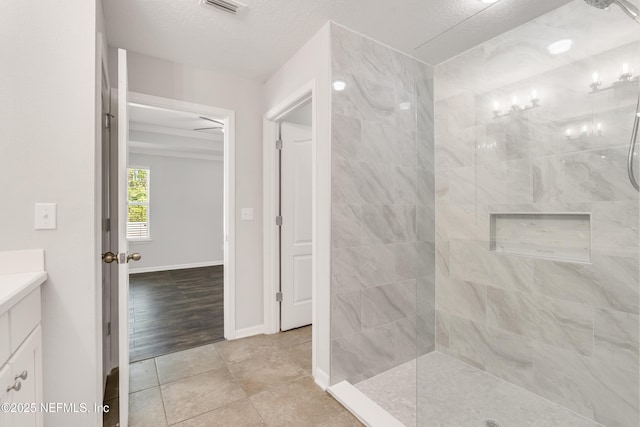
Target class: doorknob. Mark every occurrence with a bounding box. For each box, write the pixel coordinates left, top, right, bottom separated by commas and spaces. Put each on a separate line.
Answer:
102, 252, 118, 264
127, 253, 142, 263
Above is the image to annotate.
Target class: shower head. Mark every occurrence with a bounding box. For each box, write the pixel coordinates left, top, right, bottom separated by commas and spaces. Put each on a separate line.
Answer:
584, 0, 615, 8
584, 0, 640, 23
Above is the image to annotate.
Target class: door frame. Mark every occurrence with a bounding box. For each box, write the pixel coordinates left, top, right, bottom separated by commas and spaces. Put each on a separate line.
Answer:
127, 91, 237, 339
263, 80, 319, 372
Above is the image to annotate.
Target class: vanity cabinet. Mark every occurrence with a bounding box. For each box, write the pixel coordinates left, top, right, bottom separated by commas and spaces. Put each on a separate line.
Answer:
1, 289, 43, 427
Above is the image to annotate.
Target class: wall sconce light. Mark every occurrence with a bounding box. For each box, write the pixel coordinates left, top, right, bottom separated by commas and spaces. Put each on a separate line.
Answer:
589, 63, 638, 93
620, 62, 633, 81
493, 89, 541, 119
565, 122, 603, 140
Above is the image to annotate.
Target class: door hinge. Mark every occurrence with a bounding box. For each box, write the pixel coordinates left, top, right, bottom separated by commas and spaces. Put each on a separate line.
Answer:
107, 321, 111, 336
276, 216, 283, 226
104, 113, 113, 129
103, 218, 111, 232
276, 139, 283, 150
276, 291, 283, 302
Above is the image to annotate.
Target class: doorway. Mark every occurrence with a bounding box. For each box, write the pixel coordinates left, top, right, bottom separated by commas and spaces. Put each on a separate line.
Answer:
278, 102, 313, 331
126, 100, 226, 360
264, 87, 315, 334
101, 69, 237, 426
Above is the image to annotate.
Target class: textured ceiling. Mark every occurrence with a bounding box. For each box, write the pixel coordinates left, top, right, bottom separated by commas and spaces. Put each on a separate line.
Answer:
104, 0, 573, 81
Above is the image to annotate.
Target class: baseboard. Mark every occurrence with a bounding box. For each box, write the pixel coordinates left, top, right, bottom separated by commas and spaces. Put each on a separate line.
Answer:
314, 367, 330, 391
129, 260, 223, 274
233, 324, 265, 340
327, 381, 404, 427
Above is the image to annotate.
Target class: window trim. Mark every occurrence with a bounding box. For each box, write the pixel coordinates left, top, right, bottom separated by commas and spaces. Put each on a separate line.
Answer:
127, 166, 151, 241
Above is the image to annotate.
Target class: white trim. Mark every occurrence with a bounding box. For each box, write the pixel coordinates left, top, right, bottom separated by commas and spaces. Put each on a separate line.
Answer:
127, 91, 237, 341
327, 381, 405, 427
263, 80, 320, 383
95, 32, 108, 422
129, 145, 223, 162
129, 260, 224, 274
314, 367, 330, 391
263, 117, 280, 335
233, 324, 265, 340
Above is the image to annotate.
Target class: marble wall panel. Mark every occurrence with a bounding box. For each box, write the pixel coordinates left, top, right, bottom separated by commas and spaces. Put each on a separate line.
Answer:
533, 343, 639, 427
594, 307, 640, 374
436, 277, 486, 323
361, 280, 417, 329
487, 286, 594, 355
330, 23, 435, 385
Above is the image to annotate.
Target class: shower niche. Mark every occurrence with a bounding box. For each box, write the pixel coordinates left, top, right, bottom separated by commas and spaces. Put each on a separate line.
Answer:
489, 213, 591, 262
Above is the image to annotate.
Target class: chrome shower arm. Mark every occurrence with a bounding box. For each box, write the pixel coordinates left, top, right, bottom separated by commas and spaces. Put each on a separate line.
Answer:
615, 0, 640, 23
627, 96, 640, 191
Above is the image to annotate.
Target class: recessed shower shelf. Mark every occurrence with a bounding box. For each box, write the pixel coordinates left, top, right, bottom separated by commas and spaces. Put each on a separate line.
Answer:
490, 213, 591, 263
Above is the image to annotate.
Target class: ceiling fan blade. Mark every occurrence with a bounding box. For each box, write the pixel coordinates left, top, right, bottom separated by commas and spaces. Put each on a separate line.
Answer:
194, 126, 223, 131
198, 116, 224, 126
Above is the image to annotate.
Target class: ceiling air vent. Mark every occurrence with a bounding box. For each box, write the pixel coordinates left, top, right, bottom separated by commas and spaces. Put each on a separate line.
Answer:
200, 0, 246, 15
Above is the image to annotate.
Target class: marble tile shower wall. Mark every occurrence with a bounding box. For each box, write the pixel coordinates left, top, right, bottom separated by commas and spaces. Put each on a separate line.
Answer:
329, 23, 435, 385
432, 5, 640, 426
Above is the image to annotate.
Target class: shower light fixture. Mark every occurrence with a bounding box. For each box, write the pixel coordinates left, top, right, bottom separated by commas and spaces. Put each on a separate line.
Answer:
547, 39, 573, 55
565, 123, 603, 140
332, 80, 347, 91
620, 62, 633, 81
492, 89, 541, 119
589, 63, 638, 93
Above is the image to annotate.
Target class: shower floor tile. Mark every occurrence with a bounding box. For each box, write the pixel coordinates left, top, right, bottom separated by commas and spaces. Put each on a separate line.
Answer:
355, 352, 603, 427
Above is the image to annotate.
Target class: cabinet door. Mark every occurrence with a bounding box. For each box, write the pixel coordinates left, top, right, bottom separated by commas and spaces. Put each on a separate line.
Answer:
0, 363, 13, 427
10, 326, 42, 427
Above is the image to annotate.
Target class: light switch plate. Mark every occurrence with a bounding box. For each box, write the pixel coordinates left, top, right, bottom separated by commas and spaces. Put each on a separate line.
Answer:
35, 203, 57, 230
241, 208, 254, 221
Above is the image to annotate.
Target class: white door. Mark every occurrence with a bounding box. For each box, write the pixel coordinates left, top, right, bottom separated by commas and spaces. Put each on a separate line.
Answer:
114, 48, 140, 427
280, 122, 312, 331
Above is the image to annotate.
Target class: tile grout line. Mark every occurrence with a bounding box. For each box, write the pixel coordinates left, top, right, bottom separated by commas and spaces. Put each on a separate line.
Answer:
153, 357, 171, 427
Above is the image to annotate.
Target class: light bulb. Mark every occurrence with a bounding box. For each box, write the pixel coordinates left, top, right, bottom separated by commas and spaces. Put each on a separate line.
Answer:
332, 80, 347, 91
531, 89, 538, 100
548, 39, 573, 55
622, 63, 630, 74
566, 128, 572, 136
511, 95, 518, 106
592, 72, 600, 83
493, 101, 500, 111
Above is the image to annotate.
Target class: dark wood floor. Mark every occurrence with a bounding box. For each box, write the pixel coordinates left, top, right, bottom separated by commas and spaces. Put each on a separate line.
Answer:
129, 266, 224, 362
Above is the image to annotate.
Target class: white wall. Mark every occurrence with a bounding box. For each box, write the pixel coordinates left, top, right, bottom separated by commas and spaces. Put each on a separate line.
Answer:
0, 1, 103, 426
129, 153, 224, 272
262, 23, 332, 386
110, 49, 265, 331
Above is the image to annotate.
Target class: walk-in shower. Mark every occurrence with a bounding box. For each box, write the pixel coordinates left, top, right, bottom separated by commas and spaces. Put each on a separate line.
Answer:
328, 0, 640, 426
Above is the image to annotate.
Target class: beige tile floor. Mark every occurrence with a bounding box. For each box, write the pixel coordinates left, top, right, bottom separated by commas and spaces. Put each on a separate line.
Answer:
106, 326, 363, 427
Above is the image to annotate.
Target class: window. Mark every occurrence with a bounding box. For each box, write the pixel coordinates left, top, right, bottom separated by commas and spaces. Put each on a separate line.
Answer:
127, 168, 150, 239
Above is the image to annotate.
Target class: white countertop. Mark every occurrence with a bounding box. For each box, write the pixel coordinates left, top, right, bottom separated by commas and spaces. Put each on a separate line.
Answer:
0, 271, 47, 315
